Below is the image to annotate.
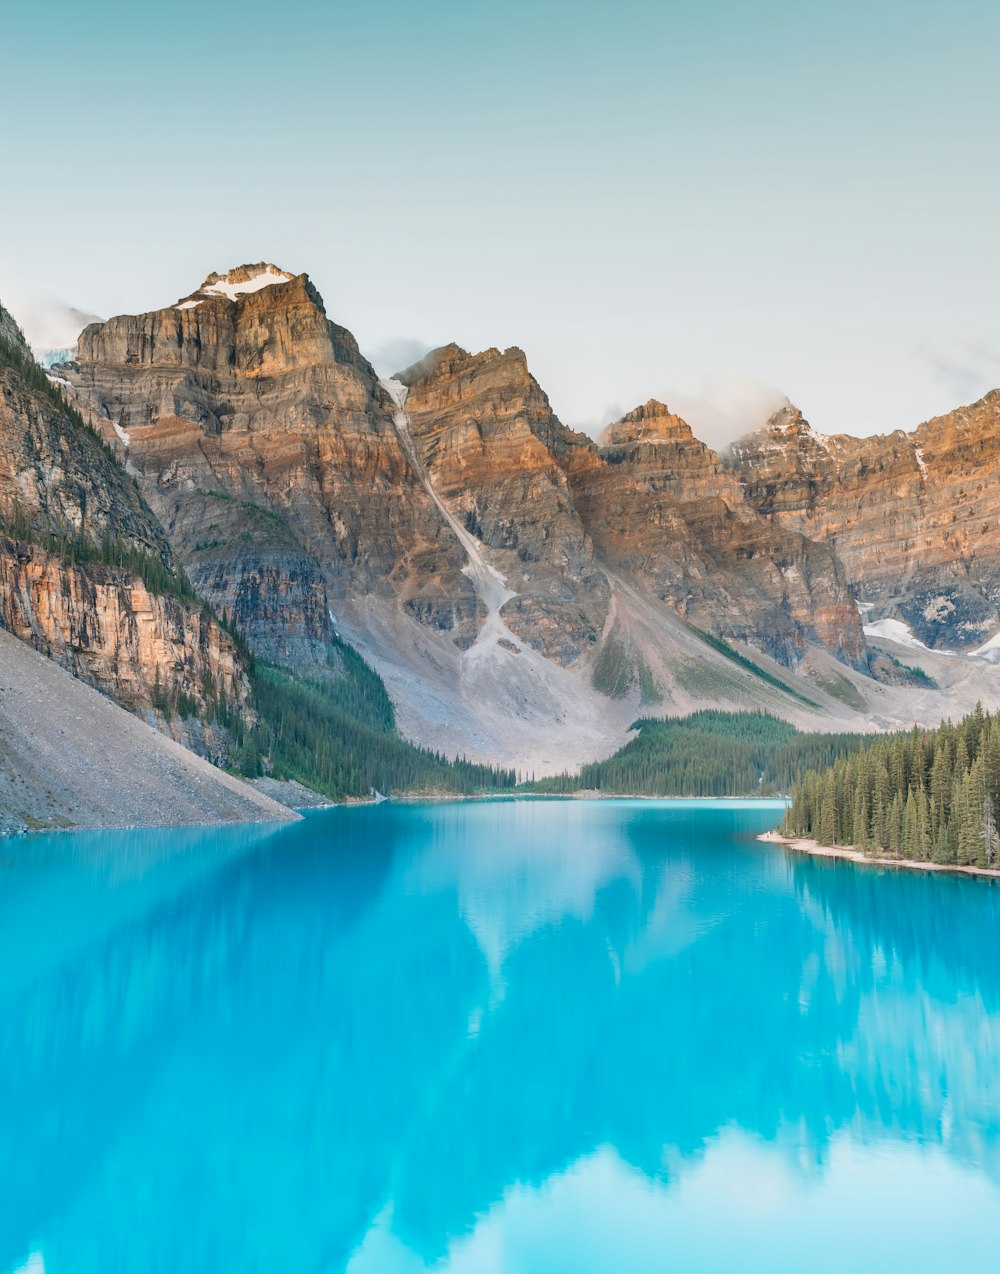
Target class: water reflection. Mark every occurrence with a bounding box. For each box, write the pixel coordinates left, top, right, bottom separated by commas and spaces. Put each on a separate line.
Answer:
0, 800, 997, 1272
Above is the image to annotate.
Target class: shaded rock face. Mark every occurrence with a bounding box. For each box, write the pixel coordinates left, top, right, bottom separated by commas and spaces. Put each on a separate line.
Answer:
398, 344, 610, 663
69, 268, 477, 659
0, 305, 252, 751
730, 392, 1000, 649
563, 400, 869, 672
0, 345, 165, 555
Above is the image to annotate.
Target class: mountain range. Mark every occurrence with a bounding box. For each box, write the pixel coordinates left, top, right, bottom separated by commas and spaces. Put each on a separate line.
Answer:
3, 262, 1000, 808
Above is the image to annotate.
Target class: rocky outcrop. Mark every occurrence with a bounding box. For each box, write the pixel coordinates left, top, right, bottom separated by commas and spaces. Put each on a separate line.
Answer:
598, 400, 746, 507
0, 337, 165, 554
0, 536, 251, 757
68, 267, 478, 658
398, 343, 609, 663
564, 400, 869, 671
0, 302, 253, 754
730, 393, 1000, 649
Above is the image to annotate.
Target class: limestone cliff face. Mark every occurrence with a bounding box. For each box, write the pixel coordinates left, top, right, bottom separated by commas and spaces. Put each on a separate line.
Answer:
0, 302, 252, 748
562, 400, 869, 671
598, 400, 747, 508
0, 537, 250, 757
69, 267, 477, 657
398, 343, 610, 663
730, 393, 1000, 649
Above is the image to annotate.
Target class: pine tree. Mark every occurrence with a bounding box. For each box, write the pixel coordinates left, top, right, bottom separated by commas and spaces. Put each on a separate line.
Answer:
819, 771, 838, 845
984, 792, 998, 869
888, 790, 903, 856
956, 775, 979, 865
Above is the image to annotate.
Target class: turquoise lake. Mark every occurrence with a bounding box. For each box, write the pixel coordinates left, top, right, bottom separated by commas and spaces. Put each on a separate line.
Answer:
1, 798, 998, 1272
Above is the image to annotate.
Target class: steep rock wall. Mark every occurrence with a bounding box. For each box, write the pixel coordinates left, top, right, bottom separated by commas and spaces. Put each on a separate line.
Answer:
730, 394, 1000, 649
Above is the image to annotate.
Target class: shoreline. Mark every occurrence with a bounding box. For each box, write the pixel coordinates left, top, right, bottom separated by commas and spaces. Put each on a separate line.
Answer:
2, 791, 789, 838
759, 829, 1000, 879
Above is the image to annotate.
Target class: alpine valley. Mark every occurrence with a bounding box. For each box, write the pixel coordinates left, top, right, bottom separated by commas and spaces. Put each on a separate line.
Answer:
3, 263, 1000, 824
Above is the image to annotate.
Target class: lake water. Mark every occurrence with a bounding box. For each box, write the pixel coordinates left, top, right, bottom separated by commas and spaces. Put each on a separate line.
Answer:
1, 799, 998, 1273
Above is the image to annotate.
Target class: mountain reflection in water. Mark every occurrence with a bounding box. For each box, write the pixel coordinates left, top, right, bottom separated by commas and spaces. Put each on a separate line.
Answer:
0, 800, 997, 1273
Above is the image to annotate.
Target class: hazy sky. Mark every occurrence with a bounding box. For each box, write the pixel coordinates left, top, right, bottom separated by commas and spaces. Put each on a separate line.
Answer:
2, 0, 998, 444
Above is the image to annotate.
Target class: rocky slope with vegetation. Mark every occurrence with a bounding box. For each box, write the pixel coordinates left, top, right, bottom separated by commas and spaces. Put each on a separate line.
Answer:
0, 306, 253, 758
1, 292, 519, 816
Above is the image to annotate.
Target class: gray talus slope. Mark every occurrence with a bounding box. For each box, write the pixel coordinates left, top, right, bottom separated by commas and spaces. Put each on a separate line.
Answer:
0, 629, 296, 833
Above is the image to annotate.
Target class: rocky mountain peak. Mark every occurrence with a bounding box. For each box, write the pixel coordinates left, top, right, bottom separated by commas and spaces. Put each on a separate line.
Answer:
741, 401, 834, 460
765, 401, 809, 433
396, 342, 468, 385
191, 261, 294, 298
178, 263, 298, 308
397, 342, 531, 390
74, 261, 360, 380
601, 399, 695, 447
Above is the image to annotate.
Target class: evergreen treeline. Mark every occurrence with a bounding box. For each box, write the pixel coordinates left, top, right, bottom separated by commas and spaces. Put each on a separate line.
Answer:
0, 327, 117, 461
784, 704, 1000, 868
228, 636, 517, 800
526, 711, 870, 797
0, 509, 197, 604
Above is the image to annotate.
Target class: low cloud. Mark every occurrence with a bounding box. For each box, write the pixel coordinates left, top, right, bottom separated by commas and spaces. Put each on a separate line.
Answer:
569, 376, 786, 452
565, 402, 625, 438
364, 337, 434, 378
0, 292, 102, 354
666, 375, 788, 452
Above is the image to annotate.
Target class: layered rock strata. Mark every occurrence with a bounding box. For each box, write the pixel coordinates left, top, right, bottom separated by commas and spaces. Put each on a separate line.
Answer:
730, 394, 1000, 649
0, 303, 252, 750
0, 537, 250, 756
398, 343, 609, 663
68, 267, 478, 658
559, 399, 869, 671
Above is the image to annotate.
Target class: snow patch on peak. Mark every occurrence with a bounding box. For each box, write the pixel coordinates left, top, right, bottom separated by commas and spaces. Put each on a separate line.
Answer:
199, 265, 294, 302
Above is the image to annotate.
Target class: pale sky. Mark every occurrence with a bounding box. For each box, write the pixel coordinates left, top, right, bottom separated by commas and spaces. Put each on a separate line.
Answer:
2, 0, 997, 446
